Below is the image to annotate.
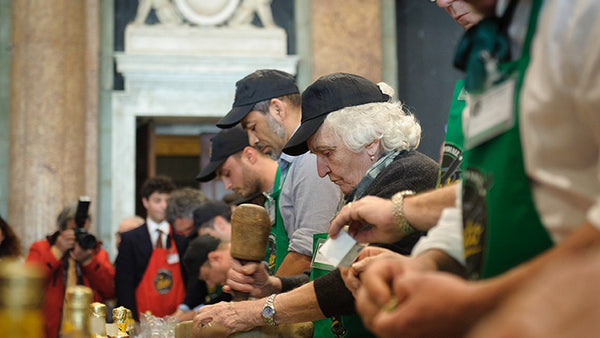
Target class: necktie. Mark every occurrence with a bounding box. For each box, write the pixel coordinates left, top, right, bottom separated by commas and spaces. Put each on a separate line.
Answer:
156, 229, 163, 249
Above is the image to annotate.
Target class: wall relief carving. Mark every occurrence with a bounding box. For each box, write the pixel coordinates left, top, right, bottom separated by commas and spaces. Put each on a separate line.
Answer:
133, 0, 277, 28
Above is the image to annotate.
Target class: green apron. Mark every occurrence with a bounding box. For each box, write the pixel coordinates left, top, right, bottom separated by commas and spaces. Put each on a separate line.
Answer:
309, 234, 374, 338
460, 0, 553, 280
264, 166, 290, 275
437, 80, 466, 187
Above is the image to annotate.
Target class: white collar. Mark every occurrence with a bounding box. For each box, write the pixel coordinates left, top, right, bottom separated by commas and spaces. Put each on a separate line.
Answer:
147, 218, 170, 234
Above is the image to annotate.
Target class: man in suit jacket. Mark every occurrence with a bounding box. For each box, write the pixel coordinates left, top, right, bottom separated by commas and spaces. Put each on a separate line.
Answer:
115, 175, 188, 320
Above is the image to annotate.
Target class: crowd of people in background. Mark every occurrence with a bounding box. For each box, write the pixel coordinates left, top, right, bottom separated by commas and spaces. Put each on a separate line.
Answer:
2, 0, 598, 337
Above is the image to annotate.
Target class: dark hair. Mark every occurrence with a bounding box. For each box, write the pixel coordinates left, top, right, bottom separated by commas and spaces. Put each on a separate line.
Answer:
252, 93, 302, 114
0, 215, 22, 258
192, 201, 232, 233
221, 192, 242, 205
166, 187, 208, 224
140, 175, 176, 199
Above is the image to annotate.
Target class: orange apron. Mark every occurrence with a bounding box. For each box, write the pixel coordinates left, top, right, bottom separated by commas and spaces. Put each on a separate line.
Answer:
135, 229, 185, 318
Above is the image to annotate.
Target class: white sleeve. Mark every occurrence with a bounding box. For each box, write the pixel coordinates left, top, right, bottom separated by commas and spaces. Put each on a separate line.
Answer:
520, 0, 600, 238
411, 184, 464, 266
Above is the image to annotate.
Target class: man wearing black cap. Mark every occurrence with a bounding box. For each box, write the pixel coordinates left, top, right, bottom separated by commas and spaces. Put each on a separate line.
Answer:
196, 126, 278, 200
216, 69, 341, 277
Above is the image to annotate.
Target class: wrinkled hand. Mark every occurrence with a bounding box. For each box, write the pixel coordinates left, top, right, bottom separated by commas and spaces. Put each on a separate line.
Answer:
55, 229, 76, 253
341, 247, 405, 296
329, 196, 401, 244
223, 260, 278, 298
193, 300, 261, 336
357, 258, 482, 338
70, 243, 94, 265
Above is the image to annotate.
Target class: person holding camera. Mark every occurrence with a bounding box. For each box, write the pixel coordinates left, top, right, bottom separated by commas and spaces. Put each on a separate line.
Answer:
26, 202, 115, 338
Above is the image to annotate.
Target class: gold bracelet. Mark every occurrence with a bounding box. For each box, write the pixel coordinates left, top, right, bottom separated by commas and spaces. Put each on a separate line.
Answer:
391, 190, 416, 235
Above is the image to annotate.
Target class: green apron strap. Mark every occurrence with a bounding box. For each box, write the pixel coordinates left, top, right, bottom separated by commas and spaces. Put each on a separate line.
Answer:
264, 166, 290, 275
461, 0, 553, 280
438, 80, 466, 187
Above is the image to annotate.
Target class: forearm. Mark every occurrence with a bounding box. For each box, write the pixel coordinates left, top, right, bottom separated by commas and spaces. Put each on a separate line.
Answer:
414, 249, 466, 276
83, 251, 116, 299
475, 222, 600, 310
403, 184, 457, 231
275, 281, 325, 324
214, 282, 324, 330
274, 252, 311, 276
278, 271, 310, 292
26, 244, 62, 275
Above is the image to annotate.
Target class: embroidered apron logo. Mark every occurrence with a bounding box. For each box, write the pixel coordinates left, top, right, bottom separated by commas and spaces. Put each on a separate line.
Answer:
154, 269, 174, 294
462, 168, 493, 280
266, 233, 277, 275
439, 144, 463, 186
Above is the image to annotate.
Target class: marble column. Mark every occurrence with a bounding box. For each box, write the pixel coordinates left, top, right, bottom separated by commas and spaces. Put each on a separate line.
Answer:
310, 0, 382, 83
10, 1, 89, 248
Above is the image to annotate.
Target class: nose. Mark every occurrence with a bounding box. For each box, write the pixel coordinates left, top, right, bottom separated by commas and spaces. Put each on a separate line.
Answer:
221, 177, 232, 190
248, 130, 259, 146
436, 0, 453, 8
315, 156, 330, 178
159, 199, 168, 210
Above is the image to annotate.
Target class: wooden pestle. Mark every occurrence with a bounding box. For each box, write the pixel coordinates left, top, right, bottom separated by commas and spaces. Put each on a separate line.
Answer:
229, 204, 271, 301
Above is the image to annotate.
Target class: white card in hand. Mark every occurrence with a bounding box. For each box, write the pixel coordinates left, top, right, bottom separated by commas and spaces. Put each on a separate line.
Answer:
318, 230, 365, 268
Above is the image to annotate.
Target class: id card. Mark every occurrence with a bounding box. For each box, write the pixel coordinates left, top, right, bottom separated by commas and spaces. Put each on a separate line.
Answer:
463, 79, 515, 149
167, 253, 179, 265
317, 231, 365, 268
311, 237, 336, 271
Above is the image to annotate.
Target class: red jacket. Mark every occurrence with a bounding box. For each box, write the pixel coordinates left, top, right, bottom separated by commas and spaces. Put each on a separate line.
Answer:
26, 233, 115, 338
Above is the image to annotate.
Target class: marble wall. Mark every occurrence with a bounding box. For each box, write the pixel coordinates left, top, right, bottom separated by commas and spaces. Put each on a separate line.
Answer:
311, 0, 382, 83
4, 0, 386, 251
9, 0, 99, 249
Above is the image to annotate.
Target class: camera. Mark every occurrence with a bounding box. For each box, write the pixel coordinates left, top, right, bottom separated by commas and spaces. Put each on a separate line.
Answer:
74, 196, 97, 250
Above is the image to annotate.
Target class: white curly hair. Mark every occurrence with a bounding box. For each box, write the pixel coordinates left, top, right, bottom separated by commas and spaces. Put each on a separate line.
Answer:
320, 82, 421, 153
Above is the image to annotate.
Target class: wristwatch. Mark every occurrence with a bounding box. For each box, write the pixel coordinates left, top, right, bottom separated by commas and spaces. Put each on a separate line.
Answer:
261, 294, 277, 327
391, 190, 416, 235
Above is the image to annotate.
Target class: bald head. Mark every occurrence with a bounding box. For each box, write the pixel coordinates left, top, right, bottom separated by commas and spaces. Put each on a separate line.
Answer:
116, 216, 145, 249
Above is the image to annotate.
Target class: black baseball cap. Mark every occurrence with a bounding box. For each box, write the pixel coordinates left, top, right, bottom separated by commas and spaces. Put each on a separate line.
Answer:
217, 69, 299, 128
183, 234, 221, 282
283, 73, 390, 156
196, 126, 249, 182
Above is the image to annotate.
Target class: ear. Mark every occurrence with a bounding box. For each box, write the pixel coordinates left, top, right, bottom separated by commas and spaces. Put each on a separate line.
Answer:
365, 139, 381, 156
213, 216, 228, 231
142, 197, 149, 210
242, 146, 258, 164
269, 98, 286, 122
208, 251, 220, 263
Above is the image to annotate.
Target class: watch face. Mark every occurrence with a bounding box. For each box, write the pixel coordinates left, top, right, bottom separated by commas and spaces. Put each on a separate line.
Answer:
262, 306, 274, 318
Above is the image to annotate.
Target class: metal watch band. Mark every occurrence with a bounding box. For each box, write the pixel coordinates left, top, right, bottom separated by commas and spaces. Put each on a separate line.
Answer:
391, 190, 416, 235
262, 294, 277, 327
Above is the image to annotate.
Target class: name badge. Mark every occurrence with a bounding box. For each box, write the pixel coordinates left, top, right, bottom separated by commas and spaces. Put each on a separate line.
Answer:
311, 237, 336, 271
264, 193, 276, 225
317, 230, 365, 268
463, 79, 515, 149
167, 253, 179, 265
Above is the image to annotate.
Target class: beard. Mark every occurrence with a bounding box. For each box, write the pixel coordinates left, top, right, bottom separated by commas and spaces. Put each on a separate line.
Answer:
265, 113, 286, 159
238, 162, 263, 198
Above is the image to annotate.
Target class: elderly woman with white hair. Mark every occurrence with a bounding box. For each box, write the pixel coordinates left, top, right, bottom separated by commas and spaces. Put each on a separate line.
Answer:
193, 73, 439, 336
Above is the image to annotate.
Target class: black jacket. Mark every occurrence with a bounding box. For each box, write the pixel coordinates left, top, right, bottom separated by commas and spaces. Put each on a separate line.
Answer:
114, 223, 188, 320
